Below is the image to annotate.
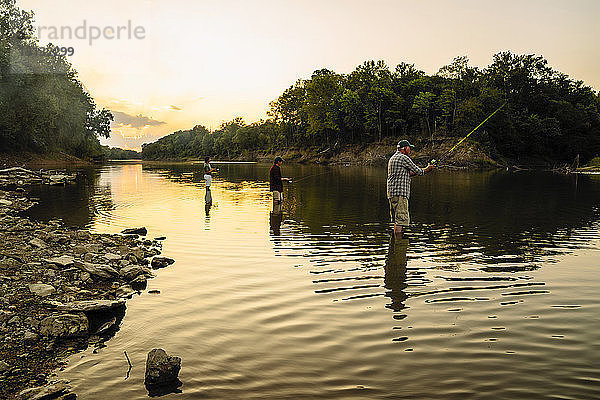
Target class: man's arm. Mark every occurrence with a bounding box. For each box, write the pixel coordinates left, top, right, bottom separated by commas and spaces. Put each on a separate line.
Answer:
407, 158, 434, 176
404, 157, 424, 176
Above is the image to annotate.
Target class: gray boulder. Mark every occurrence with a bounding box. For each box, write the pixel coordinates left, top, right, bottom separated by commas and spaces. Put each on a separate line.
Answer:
103, 253, 121, 262
116, 285, 135, 298
145, 348, 181, 387
29, 238, 47, 249
121, 227, 147, 236
51, 299, 126, 313
0, 360, 9, 373
40, 314, 88, 338
43, 256, 74, 268
130, 275, 148, 290
0, 310, 15, 324
94, 317, 117, 334
19, 379, 75, 400
84, 243, 102, 253
73, 261, 119, 279
120, 265, 148, 281
151, 256, 175, 269
24, 330, 39, 344
27, 283, 56, 297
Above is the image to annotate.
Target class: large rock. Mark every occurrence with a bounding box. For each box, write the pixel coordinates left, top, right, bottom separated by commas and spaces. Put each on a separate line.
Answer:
94, 317, 117, 334
0, 360, 9, 373
116, 285, 135, 298
121, 227, 147, 236
51, 299, 126, 313
43, 256, 74, 268
0, 310, 15, 324
19, 380, 75, 400
73, 261, 119, 279
29, 238, 47, 249
39, 314, 88, 338
128, 246, 145, 260
24, 331, 39, 344
84, 243, 102, 253
72, 230, 91, 240
46, 233, 69, 244
151, 256, 175, 269
27, 283, 56, 297
145, 348, 181, 387
130, 275, 148, 290
103, 253, 121, 262
120, 265, 148, 281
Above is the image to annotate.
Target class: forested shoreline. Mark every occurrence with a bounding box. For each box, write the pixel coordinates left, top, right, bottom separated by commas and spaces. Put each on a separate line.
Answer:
143, 53, 600, 166
2, 0, 599, 166
0, 0, 113, 161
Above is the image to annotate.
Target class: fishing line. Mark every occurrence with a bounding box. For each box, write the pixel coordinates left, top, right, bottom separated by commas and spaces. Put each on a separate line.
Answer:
435, 101, 507, 164
290, 170, 333, 183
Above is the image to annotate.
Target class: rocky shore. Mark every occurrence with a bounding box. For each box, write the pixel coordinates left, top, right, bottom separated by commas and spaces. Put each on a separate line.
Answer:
0, 171, 175, 399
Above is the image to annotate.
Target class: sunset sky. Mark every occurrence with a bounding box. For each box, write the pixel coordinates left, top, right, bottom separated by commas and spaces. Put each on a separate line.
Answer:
20, 0, 600, 150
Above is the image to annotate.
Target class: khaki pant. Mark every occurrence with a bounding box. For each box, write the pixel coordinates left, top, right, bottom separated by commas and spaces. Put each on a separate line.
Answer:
389, 196, 410, 226
272, 190, 283, 203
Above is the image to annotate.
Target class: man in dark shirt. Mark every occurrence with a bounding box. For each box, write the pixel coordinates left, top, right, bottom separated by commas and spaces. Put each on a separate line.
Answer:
269, 156, 289, 205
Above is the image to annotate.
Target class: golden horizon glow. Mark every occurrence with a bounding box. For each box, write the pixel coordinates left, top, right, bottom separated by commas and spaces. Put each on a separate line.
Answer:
20, 0, 600, 151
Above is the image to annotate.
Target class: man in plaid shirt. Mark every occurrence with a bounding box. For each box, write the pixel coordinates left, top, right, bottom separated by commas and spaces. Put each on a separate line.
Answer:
387, 139, 434, 237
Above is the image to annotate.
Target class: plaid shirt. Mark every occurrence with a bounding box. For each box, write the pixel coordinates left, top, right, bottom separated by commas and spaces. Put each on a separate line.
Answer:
387, 151, 423, 199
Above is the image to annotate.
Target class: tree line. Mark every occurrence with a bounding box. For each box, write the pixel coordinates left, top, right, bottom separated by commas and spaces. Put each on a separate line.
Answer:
0, 0, 113, 159
143, 53, 600, 164
102, 146, 140, 160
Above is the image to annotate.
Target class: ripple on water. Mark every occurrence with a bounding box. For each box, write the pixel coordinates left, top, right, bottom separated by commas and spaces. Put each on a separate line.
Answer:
25, 165, 599, 400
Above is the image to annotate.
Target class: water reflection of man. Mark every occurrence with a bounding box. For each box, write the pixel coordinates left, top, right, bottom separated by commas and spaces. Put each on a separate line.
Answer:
384, 236, 409, 312
387, 140, 434, 238
269, 200, 283, 235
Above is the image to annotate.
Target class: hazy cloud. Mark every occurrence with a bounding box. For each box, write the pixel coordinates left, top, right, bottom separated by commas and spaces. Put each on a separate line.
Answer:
111, 110, 166, 128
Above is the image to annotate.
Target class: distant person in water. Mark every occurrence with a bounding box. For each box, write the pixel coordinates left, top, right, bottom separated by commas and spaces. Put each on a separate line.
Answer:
387, 139, 434, 238
269, 156, 290, 205
204, 156, 218, 204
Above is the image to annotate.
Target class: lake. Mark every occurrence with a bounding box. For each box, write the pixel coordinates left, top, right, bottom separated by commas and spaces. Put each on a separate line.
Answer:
26, 162, 600, 399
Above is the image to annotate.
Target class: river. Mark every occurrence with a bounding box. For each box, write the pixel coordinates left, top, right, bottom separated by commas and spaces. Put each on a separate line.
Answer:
26, 162, 600, 399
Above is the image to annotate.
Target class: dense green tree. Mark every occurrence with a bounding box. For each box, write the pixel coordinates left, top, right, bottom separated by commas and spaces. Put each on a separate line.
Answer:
0, 0, 112, 158
139, 52, 599, 164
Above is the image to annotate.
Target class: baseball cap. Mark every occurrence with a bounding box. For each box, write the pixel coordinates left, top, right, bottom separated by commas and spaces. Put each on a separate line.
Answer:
397, 139, 414, 149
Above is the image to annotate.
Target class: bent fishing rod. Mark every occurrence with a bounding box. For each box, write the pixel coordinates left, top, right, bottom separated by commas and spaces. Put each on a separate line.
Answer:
432, 101, 507, 165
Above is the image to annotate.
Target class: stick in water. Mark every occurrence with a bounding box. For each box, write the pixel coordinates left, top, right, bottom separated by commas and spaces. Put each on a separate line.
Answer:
124, 350, 133, 380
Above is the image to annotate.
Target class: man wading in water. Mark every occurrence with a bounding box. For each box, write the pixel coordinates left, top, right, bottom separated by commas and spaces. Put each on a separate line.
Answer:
387, 139, 434, 238
269, 157, 291, 205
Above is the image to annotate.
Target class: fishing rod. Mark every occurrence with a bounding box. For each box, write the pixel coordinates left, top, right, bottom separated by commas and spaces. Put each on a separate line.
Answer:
433, 101, 507, 165
289, 170, 333, 183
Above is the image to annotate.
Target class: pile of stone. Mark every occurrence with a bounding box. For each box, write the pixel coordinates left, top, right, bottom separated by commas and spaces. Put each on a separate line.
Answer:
0, 183, 175, 399
0, 167, 77, 187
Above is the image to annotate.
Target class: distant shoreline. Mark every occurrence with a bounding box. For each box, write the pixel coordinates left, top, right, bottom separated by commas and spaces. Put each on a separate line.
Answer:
3, 140, 596, 172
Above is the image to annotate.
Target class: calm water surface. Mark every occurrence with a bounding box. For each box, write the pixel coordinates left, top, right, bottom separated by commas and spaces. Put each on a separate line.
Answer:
27, 162, 600, 399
